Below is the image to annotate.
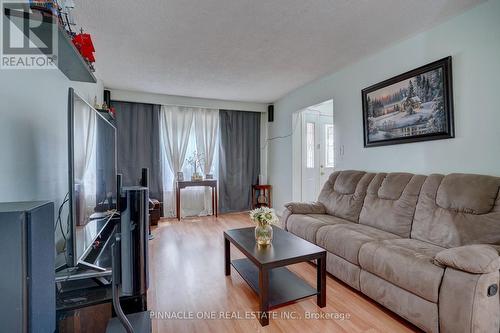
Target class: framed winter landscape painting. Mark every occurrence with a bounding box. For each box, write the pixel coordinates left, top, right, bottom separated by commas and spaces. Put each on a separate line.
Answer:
362, 57, 454, 147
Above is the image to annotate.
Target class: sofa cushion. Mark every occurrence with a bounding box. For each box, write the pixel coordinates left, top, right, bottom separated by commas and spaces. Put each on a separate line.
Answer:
326, 252, 362, 290
359, 173, 426, 237
359, 238, 445, 303
436, 174, 500, 214
317, 170, 375, 222
360, 271, 440, 333
316, 223, 400, 265
333, 171, 364, 194
412, 174, 500, 248
307, 213, 344, 224
286, 214, 349, 244
491, 244, 500, 254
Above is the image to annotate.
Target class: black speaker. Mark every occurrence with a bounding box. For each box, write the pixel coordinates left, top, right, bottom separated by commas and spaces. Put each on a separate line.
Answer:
104, 89, 111, 107
120, 187, 149, 298
116, 174, 123, 212
0, 201, 55, 333
140, 168, 149, 188
268, 105, 274, 122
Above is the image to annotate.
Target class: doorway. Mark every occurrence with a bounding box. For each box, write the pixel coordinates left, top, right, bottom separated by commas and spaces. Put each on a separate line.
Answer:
292, 100, 334, 202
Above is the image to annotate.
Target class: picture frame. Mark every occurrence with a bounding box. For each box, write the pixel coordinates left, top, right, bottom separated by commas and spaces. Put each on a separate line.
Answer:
362, 56, 454, 147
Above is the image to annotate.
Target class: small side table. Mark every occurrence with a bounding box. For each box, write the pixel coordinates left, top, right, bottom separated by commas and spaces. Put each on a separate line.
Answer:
176, 179, 218, 221
252, 185, 272, 209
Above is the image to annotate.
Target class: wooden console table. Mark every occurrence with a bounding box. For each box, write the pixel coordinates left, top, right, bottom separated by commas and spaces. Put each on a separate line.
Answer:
176, 179, 218, 221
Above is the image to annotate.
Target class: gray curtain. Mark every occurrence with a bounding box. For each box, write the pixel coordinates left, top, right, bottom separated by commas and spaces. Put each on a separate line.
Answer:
96, 117, 116, 206
112, 101, 163, 200
219, 110, 260, 213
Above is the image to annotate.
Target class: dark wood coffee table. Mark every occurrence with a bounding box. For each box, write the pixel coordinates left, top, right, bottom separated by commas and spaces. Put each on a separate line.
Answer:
224, 226, 326, 326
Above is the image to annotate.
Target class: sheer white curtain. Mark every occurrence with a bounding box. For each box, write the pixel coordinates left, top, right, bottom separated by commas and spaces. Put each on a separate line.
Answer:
160, 105, 194, 217
73, 101, 97, 223
194, 109, 220, 214
160, 105, 219, 217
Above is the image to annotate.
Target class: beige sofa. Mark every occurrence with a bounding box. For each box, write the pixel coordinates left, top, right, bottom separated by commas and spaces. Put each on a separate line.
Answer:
281, 170, 500, 333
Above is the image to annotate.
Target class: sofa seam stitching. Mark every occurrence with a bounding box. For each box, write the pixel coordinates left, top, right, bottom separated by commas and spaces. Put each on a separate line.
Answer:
436, 267, 446, 333
408, 176, 427, 240
469, 274, 480, 333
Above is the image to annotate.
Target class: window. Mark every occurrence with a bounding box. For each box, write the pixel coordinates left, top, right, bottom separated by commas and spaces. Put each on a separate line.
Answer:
306, 122, 315, 168
325, 124, 334, 168
159, 107, 220, 217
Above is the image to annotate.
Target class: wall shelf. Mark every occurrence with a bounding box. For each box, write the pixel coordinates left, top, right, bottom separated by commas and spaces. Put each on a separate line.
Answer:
4, 8, 97, 83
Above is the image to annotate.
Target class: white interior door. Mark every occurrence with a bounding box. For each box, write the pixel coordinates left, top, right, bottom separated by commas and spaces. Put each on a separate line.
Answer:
301, 108, 334, 202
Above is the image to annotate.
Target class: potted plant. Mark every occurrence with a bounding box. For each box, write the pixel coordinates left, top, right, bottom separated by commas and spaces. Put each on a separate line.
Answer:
249, 207, 278, 246
186, 151, 205, 181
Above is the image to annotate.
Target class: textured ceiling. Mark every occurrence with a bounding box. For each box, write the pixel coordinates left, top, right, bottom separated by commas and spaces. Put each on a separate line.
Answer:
73, 0, 483, 103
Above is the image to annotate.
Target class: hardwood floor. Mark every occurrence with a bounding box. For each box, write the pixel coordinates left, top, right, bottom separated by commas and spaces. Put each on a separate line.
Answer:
148, 213, 421, 333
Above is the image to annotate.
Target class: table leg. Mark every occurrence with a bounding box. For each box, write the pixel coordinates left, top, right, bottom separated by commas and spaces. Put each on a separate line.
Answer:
215, 186, 218, 217
176, 187, 181, 221
258, 267, 269, 326
317, 254, 326, 307
251, 187, 255, 209
212, 186, 215, 216
224, 237, 231, 276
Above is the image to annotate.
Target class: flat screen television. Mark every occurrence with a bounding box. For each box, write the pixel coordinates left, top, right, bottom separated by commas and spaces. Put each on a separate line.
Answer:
64, 88, 117, 270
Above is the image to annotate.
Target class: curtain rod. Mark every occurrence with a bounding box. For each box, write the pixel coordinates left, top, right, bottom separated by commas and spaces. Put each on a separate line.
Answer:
112, 99, 264, 113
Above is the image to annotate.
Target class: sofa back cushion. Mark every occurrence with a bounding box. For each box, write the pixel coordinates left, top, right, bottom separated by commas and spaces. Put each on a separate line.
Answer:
317, 170, 375, 222
412, 173, 500, 248
359, 173, 426, 237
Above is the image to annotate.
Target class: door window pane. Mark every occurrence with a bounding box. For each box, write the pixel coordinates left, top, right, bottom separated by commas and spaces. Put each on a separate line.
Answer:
325, 124, 334, 168
306, 122, 315, 168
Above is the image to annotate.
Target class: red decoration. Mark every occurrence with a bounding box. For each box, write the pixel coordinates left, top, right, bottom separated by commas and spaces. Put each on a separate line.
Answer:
72, 33, 96, 63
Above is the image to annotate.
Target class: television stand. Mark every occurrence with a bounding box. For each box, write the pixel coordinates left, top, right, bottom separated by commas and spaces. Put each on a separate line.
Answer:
77, 260, 107, 272
56, 213, 119, 280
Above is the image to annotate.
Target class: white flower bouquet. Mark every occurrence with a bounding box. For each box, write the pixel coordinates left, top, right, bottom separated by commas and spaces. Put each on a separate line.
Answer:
249, 207, 278, 226
249, 207, 278, 245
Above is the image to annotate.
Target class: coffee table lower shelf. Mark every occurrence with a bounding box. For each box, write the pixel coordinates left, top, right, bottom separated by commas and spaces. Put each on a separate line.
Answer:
231, 258, 318, 308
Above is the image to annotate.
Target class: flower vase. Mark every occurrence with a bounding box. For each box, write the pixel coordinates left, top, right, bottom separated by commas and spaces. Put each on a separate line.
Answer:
191, 172, 202, 181
255, 223, 273, 245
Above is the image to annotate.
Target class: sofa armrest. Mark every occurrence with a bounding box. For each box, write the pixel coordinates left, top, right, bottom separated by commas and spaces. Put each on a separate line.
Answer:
284, 201, 326, 214
280, 207, 293, 230
280, 202, 326, 231
438, 248, 500, 333
434, 244, 500, 274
